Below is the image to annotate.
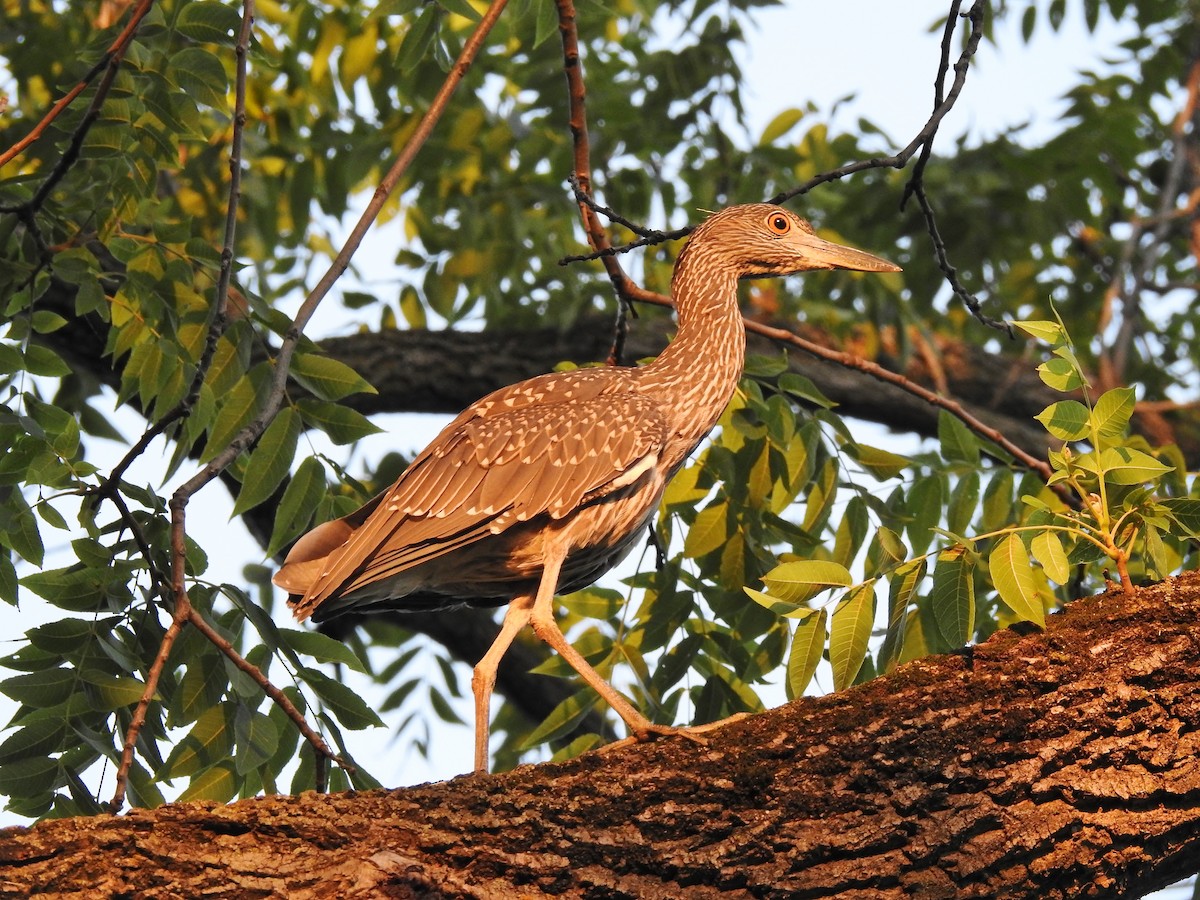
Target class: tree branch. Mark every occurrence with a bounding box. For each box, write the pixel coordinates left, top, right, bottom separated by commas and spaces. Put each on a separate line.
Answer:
7, 571, 1200, 898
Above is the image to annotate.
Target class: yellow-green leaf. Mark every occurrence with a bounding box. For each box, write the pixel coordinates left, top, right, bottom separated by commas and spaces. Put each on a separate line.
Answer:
743, 587, 815, 619
854, 444, 910, 479
683, 502, 728, 559
177, 760, 238, 803
1035, 400, 1090, 441
988, 533, 1044, 628
1013, 319, 1065, 344
1031, 530, 1070, 584
1090, 387, 1135, 437
760, 107, 804, 145
829, 583, 875, 691
762, 559, 853, 605
786, 608, 826, 700
1096, 447, 1173, 485
290, 353, 377, 401
931, 546, 975, 648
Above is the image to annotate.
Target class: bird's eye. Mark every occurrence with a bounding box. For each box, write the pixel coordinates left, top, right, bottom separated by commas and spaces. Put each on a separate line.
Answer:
766, 212, 791, 235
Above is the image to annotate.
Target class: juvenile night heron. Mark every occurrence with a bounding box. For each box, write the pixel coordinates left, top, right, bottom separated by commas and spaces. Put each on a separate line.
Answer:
274, 203, 899, 773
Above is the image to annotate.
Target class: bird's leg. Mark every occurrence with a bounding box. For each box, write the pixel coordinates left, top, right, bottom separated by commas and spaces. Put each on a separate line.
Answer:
527, 539, 671, 742
471, 594, 535, 774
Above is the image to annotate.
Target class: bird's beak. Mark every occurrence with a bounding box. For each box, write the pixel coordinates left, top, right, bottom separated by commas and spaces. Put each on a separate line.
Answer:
793, 230, 901, 273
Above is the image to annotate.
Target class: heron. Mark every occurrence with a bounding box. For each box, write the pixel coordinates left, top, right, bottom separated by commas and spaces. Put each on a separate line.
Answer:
274, 203, 899, 773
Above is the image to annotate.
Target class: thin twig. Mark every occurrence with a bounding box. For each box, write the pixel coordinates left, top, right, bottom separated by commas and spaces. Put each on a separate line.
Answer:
912, 183, 1013, 336
185, 607, 344, 789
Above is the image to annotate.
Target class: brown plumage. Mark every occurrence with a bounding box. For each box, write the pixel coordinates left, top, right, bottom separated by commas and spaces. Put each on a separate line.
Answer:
274, 204, 899, 772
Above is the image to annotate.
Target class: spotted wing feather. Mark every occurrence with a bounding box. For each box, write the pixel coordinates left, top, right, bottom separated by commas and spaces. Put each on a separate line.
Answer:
289, 385, 668, 618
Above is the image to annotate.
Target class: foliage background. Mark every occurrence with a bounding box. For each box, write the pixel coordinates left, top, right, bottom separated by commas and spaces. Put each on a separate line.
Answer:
1, 11, 1199, 900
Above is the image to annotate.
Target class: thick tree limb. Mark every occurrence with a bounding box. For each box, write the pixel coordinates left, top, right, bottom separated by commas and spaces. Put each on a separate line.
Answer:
315, 316, 1060, 460
4, 572, 1200, 897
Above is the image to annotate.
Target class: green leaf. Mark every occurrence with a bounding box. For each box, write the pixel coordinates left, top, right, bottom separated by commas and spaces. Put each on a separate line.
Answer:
1089, 387, 1135, 437
301, 667, 385, 730
436, 0, 482, 20
290, 353, 377, 401
931, 546, 975, 649
23, 344, 71, 377
786, 608, 826, 700
1031, 530, 1071, 584
761, 559, 853, 605
168, 47, 228, 110
296, 398, 383, 445
1035, 400, 1091, 441
161, 705, 231, 779
1, 490, 44, 566
683, 502, 728, 559
266, 456, 328, 556
907, 475, 943, 556
1095, 447, 1173, 486
1161, 498, 1200, 537
521, 690, 599, 749
533, 0, 557, 46
988, 534, 1045, 628
0, 555, 17, 605
0, 755, 59, 799
0, 719, 67, 765
396, 4, 439, 71
937, 411, 980, 465
0, 668, 78, 707
279, 629, 368, 673
853, 444, 910, 479
743, 587, 817, 619
176, 0, 241, 44
234, 705, 279, 776
879, 558, 926, 673
20, 566, 106, 609
232, 408, 302, 516
829, 583, 875, 691
81, 671, 146, 710
201, 371, 264, 462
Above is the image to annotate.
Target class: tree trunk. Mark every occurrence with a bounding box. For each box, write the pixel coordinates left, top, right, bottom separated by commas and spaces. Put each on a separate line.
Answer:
3, 573, 1200, 899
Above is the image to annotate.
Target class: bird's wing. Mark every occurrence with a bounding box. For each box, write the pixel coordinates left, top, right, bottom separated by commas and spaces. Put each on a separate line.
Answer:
286, 385, 668, 615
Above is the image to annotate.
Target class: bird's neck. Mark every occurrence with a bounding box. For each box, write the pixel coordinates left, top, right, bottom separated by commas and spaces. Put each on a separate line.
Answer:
637, 255, 745, 469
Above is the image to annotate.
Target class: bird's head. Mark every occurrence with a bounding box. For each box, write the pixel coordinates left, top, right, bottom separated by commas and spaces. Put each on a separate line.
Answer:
686, 203, 900, 278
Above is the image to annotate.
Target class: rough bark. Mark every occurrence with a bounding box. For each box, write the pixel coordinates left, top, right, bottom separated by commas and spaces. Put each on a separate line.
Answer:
3, 572, 1200, 899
